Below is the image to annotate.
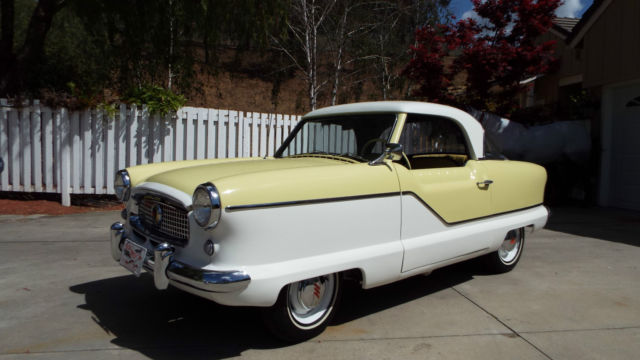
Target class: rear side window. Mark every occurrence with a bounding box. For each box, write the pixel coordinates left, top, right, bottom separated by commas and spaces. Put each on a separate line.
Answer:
399, 114, 470, 169
400, 114, 468, 155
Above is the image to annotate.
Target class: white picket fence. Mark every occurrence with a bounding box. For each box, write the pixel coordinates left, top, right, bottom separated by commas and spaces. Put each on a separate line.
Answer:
0, 99, 301, 206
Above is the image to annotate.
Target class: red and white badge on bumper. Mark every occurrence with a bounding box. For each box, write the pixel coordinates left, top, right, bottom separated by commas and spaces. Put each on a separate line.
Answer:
119, 239, 148, 277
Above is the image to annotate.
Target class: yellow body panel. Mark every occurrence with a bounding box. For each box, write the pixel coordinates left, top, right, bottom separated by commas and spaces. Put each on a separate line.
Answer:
127, 157, 255, 189
393, 160, 546, 223
125, 156, 546, 221
481, 160, 547, 214
127, 157, 400, 208
394, 160, 492, 223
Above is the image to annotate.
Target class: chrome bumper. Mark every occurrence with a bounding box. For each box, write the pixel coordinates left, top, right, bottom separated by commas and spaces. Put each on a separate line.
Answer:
110, 222, 250, 293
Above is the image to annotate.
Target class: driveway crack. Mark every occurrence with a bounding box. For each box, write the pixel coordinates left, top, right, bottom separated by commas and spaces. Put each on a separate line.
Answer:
452, 286, 553, 360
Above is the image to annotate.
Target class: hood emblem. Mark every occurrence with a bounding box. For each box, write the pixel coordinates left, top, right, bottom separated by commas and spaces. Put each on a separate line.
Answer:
151, 204, 163, 226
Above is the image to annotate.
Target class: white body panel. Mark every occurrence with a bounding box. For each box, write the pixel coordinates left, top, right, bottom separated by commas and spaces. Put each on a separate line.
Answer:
195, 196, 404, 306
172, 202, 548, 306
130, 189, 547, 307
400, 195, 548, 272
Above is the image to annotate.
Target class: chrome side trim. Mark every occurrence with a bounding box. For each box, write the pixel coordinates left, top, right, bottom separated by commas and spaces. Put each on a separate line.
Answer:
423, 247, 490, 268
225, 192, 401, 212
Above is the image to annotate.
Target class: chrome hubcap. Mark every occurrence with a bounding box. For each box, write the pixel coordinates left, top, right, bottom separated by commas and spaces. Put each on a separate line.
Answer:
499, 229, 522, 264
288, 275, 336, 327
297, 279, 326, 310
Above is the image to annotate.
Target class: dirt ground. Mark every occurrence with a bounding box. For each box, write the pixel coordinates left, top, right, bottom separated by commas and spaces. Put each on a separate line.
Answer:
0, 192, 123, 216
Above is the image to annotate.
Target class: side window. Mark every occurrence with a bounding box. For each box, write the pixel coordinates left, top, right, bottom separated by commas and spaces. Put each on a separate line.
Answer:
399, 114, 469, 169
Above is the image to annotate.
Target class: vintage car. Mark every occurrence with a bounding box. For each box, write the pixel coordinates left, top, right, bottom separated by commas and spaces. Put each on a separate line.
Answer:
110, 101, 548, 341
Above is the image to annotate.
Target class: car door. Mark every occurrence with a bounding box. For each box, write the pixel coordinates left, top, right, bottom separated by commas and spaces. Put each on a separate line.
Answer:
394, 114, 494, 272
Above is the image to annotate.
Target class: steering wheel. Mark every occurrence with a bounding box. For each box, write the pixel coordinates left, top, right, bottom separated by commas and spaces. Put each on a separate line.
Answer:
360, 138, 386, 155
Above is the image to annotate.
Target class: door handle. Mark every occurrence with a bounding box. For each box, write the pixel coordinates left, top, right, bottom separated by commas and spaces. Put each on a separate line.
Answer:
476, 179, 493, 186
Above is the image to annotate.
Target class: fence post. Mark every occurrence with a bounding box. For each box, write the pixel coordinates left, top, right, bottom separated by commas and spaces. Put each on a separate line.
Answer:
105, 108, 115, 193
82, 109, 92, 193
218, 110, 228, 159
32, 101, 42, 192
43, 106, 54, 192
0, 99, 8, 191
60, 108, 71, 206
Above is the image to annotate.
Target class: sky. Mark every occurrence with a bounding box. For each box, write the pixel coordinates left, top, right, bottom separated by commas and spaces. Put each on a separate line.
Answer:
450, 0, 594, 20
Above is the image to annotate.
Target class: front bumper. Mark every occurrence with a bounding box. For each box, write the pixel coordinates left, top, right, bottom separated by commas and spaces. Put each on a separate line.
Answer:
110, 222, 250, 293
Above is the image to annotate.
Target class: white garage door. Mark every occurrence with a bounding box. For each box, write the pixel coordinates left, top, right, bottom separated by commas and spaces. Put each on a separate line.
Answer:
609, 82, 640, 210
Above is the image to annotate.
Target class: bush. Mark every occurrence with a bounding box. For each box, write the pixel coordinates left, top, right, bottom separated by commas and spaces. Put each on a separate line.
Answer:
123, 85, 187, 116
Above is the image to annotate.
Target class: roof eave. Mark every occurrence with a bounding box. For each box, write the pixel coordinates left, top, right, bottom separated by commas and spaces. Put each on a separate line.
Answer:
568, 0, 612, 48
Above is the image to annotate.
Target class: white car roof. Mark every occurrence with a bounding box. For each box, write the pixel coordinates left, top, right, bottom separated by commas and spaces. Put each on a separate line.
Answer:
304, 101, 484, 159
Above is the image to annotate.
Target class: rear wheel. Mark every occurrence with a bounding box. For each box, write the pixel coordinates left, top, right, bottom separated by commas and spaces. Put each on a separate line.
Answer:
483, 228, 525, 273
262, 273, 341, 342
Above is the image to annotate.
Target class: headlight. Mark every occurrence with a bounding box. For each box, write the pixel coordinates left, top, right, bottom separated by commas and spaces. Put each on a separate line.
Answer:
114, 170, 131, 202
192, 183, 221, 229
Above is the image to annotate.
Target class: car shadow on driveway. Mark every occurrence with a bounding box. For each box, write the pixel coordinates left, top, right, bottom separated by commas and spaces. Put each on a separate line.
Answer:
545, 206, 640, 247
69, 262, 479, 359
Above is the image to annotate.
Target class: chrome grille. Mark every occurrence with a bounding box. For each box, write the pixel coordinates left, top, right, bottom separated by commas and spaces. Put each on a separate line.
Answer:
138, 197, 189, 240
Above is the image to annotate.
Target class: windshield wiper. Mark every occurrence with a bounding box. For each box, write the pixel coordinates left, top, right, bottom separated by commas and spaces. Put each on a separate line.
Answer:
287, 151, 360, 163
339, 153, 368, 162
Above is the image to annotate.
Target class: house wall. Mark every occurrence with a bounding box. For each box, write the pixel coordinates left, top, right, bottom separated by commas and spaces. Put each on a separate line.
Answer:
533, 31, 584, 105
583, 0, 640, 88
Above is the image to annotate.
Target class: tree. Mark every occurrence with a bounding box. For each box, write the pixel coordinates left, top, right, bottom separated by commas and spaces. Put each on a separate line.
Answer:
0, 0, 66, 96
363, 0, 451, 100
273, 0, 451, 110
0, 0, 290, 102
272, 0, 336, 110
404, 0, 560, 114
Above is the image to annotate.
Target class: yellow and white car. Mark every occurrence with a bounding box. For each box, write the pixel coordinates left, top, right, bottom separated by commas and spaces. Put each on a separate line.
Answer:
110, 101, 548, 341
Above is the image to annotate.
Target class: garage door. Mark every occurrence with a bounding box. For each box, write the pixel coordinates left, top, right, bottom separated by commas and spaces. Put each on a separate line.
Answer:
609, 82, 640, 210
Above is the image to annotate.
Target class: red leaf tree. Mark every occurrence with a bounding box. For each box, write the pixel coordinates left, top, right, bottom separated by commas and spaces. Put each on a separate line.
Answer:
404, 0, 560, 114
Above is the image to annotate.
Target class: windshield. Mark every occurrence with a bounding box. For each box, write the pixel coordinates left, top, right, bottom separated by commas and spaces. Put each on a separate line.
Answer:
275, 114, 397, 162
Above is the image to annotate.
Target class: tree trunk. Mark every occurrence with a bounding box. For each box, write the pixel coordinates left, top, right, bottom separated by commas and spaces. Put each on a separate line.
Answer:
0, 0, 14, 56
330, 4, 347, 106
0, 0, 63, 95
0, 0, 15, 92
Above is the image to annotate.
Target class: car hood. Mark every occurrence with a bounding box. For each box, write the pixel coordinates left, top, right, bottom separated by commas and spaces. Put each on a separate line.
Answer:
128, 157, 399, 208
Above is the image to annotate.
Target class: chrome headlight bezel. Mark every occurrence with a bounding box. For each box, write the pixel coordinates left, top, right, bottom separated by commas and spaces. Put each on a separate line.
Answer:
192, 182, 221, 230
114, 170, 131, 202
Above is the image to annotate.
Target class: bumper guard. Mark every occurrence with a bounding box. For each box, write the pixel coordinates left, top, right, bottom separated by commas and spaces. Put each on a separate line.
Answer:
110, 222, 250, 293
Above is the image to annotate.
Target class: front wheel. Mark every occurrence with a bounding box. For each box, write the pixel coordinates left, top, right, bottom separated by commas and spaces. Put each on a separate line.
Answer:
482, 228, 525, 273
262, 273, 341, 342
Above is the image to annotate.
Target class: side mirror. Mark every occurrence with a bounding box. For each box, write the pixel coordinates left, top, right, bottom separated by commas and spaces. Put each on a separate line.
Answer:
385, 143, 404, 161
369, 143, 404, 167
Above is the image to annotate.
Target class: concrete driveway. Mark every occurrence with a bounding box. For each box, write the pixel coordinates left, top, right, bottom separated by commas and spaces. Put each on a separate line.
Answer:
0, 207, 638, 359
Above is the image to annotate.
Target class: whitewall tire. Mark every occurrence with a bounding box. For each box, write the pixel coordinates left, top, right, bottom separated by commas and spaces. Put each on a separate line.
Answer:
262, 273, 341, 342
483, 228, 525, 273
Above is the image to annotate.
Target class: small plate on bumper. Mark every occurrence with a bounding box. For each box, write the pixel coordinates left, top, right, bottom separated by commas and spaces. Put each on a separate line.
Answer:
119, 239, 148, 277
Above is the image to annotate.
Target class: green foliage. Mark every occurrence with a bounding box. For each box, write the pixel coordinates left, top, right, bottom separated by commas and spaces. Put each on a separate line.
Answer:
2, 0, 290, 104
123, 85, 186, 116
97, 102, 118, 119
